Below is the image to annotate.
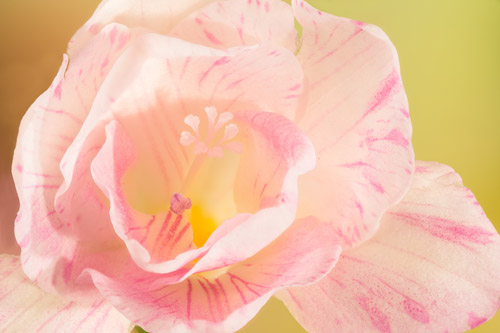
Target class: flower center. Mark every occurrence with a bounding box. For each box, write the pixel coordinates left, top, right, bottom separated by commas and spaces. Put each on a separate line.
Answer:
176, 106, 242, 247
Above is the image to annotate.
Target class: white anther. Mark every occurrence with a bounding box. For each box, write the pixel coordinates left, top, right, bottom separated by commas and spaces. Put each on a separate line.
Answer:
222, 123, 239, 142
215, 112, 233, 130
184, 114, 200, 133
180, 131, 196, 146
205, 106, 218, 125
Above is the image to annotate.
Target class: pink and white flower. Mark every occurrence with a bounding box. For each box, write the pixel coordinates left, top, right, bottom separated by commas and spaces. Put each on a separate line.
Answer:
2, 0, 499, 332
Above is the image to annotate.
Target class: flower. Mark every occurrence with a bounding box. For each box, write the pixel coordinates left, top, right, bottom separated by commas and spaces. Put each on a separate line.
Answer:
2, 0, 500, 332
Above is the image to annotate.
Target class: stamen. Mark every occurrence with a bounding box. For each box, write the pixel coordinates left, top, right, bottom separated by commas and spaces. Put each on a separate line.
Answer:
170, 193, 192, 215
180, 106, 242, 158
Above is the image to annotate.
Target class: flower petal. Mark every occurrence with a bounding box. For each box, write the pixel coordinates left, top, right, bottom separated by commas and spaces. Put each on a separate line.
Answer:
278, 161, 500, 332
12, 24, 133, 297
0, 255, 130, 332
292, 0, 414, 248
171, 0, 297, 52
86, 217, 340, 332
68, 0, 218, 55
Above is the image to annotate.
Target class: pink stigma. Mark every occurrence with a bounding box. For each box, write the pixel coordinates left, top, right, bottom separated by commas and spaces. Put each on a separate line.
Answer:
170, 193, 192, 215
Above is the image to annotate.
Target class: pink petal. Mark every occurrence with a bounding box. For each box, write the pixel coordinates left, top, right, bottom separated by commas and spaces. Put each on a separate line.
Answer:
86, 217, 340, 332
68, 0, 218, 55
278, 161, 500, 332
171, 0, 297, 52
0, 255, 130, 332
292, 0, 414, 248
12, 24, 133, 297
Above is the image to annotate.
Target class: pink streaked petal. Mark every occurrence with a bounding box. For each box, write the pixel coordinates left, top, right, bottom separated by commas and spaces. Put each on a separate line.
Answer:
12, 24, 133, 297
233, 110, 316, 213
278, 161, 500, 332
0, 255, 130, 332
86, 217, 340, 332
292, 0, 414, 248
68, 0, 218, 55
171, 0, 297, 52
91, 121, 196, 268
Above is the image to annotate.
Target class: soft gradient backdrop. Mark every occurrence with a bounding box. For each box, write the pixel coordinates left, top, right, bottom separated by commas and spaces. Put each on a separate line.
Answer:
0, 0, 498, 332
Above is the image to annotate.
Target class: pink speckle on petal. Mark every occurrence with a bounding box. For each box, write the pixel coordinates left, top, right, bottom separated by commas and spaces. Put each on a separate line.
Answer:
384, 129, 409, 147
53, 80, 63, 100
355, 200, 364, 216
88, 23, 100, 35
358, 297, 391, 333
403, 298, 430, 324
109, 27, 117, 44
352, 19, 367, 27
400, 108, 410, 118
393, 212, 495, 248
415, 166, 429, 173
101, 57, 110, 71
369, 179, 385, 194
468, 312, 487, 328
366, 69, 400, 115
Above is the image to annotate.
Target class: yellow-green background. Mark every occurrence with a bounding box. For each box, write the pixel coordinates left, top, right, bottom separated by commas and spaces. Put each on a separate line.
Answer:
0, 0, 498, 332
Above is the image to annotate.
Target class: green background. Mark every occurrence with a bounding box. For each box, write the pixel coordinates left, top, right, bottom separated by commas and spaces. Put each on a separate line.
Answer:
0, 0, 498, 332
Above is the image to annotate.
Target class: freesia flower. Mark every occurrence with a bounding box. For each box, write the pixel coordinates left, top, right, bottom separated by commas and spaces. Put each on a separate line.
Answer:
2, 0, 499, 332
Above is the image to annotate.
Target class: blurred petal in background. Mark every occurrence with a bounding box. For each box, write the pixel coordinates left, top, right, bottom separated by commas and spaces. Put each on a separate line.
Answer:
0, 0, 498, 332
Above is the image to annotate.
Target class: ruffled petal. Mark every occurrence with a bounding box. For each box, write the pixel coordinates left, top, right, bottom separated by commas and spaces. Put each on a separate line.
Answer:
12, 24, 134, 297
292, 0, 414, 248
0, 255, 130, 332
278, 161, 500, 333
68, 0, 218, 55
171, 0, 297, 52
86, 217, 340, 332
